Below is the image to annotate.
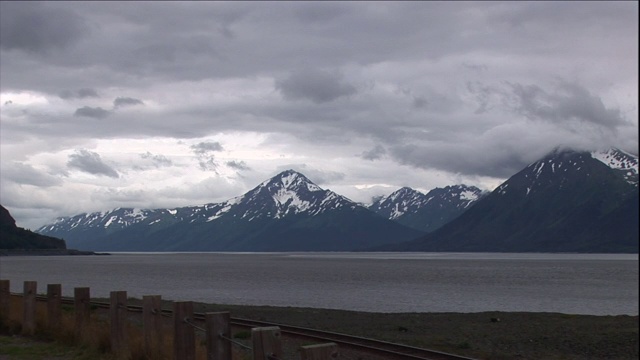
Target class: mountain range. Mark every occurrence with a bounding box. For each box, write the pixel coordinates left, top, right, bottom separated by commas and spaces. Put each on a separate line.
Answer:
36, 170, 424, 251
381, 148, 638, 253
35, 147, 638, 253
368, 185, 485, 232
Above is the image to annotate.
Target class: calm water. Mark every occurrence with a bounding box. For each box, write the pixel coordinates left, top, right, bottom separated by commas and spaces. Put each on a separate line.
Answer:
0, 252, 637, 315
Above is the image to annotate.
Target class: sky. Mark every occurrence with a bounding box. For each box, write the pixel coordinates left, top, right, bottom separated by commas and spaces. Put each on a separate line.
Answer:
1, 1, 638, 230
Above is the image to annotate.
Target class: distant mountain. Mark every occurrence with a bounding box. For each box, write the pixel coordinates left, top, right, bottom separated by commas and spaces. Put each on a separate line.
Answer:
37, 170, 424, 251
368, 185, 485, 232
381, 148, 639, 253
1, 204, 67, 250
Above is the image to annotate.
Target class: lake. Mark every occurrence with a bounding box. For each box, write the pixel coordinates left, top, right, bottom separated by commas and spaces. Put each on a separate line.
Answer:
0, 252, 637, 315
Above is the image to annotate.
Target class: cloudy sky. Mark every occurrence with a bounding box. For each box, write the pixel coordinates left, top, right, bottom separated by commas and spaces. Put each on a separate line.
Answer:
1, 2, 638, 229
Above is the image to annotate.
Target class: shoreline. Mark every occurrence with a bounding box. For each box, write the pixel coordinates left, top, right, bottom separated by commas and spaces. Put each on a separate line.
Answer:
0, 249, 110, 256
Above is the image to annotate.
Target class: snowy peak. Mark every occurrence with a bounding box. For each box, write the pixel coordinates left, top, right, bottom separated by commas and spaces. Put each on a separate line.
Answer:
369, 187, 428, 220
368, 184, 484, 233
591, 148, 638, 186
425, 185, 484, 207
257, 169, 322, 193
242, 170, 355, 219
496, 147, 638, 198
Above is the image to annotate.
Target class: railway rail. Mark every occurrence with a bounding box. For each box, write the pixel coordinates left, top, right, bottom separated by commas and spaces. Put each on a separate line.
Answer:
21, 293, 475, 360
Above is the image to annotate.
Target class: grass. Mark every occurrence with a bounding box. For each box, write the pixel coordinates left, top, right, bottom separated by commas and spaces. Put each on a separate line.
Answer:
0, 335, 113, 360
0, 295, 210, 360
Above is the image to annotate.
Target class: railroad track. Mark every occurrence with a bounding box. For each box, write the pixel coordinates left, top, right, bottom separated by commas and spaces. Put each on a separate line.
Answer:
24, 294, 475, 360
225, 317, 475, 360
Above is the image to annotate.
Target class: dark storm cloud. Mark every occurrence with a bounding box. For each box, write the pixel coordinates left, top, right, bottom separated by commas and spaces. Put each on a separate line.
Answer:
67, 149, 119, 178
508, 82, 625, 128
388, 142, 544, 179
361, 145, 387, 161
292, 2, 349, 23
466, 81, 503, 115
114, 97, 144, 108
73, 106, 111, 119
276, 68, 357, 104
466, 80, 628, 130
0, 2, 88, 54
59, 88, 99, 100
462, 63, 488, 72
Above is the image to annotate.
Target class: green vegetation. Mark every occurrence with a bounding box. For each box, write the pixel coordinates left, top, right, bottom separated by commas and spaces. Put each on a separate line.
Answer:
0, 335, 114, 360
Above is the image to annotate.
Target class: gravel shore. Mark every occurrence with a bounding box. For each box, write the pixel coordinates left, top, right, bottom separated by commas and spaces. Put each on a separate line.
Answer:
191, 302, 639, 360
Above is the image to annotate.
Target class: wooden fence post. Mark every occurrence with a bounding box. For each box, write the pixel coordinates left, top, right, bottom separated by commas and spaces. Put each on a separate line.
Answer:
110, 291, 128, 356
22, 281, 37, 335
205, 312, 231, 360
300, 343, 339, 360
252, 327, 282, 360
143, 295, 163, 358
0, 280, 9, 322
74, 287, 90, 338
173, 301, 195, 360
47, 284, 62, 329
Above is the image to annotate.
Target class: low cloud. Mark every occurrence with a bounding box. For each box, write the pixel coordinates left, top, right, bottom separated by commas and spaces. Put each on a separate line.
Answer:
361, 145, 387, 160
190, 141, 224, 171
114, 96, 144, 108
73, 106, 111, 119
508, 81, 625, 128
276, 68, 357, 104
275, 164, 345, 185
140, 152, 172, 167
190, 141, 224, 154
2, 162, 62, 187
226, 160, 250, 171
467, 80, 627, 130
67, 149, 119, 178
59, 88, 99, 99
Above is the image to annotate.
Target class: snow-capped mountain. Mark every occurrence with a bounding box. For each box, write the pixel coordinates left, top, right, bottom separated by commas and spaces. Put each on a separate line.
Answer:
368, 185, 485, 232
384, 148, 639, 253
368, 187, 429, 220
226, 169, 358, 220
37, 170, 423, 252
591, 148, 638, 186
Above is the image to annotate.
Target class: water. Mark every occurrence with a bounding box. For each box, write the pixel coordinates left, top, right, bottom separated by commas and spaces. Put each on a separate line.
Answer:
0, 252, 637, 315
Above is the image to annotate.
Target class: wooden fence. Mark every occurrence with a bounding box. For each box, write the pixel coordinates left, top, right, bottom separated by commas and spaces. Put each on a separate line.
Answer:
0, 279, 338, 360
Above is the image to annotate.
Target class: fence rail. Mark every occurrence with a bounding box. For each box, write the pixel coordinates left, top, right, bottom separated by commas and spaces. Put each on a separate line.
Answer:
0, 279, 337, 360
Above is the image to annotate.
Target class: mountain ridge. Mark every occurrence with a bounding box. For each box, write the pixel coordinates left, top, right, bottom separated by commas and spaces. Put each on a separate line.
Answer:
37, 170, 424, 251
367, 184, 486, 232
379, 148, 638, 253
